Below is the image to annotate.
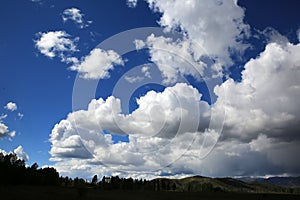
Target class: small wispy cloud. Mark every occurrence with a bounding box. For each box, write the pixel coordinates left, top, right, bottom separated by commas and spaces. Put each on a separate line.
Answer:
17, 113, 24, 119
127, 0, 138, 8
62, 8, 92, 29
0, 114, 7, 120
30, 0, 43, 6
124, 75, 144, 83
124, 66, 151, 83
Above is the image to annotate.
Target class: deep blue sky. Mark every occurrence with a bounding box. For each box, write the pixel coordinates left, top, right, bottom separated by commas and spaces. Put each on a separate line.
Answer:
0, 0, 160, 166
0, 0, 299, 177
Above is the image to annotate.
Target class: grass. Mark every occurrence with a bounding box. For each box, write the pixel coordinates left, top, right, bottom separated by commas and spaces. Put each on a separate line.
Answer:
1, 185, 300, 200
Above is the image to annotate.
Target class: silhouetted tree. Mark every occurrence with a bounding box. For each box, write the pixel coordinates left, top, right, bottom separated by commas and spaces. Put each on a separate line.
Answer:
172, 183, 176, 191
111, 176, 121, 189
30, 163, 38, 170
0, 152, 59, 186
161, 180, 167, 190
92, 175, 98, 186
156, 179, 160, 191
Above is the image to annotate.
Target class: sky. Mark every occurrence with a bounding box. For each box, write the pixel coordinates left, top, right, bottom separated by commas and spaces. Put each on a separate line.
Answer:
0, 0, 300, 180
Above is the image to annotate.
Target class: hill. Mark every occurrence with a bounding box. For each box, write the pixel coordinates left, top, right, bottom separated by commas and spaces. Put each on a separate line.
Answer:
238, 176, 300, 188
151, 175, 300, 194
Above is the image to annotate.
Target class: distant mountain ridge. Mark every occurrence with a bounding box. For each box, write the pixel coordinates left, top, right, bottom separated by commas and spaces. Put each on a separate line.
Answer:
238, 176, 300, 188
151, 175, 300, 194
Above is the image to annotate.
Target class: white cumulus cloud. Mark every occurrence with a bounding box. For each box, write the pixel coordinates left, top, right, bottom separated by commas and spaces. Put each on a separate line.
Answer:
136, 34, 206, 84
14, 145, 29, 161
0, 122, 16, 139
4, 102, 17, 111
141, 66, 151, 78
213, 41, 300, 142
146, 0, 250, 68
70, 48, 124, 80
0, 123, 9, 138
0, 146, 29, 162
49, 83, 210, 158
47, 1, 300, 179
35, 31, 78, 60
1, 102, 18, 139
49, 38, 300, 179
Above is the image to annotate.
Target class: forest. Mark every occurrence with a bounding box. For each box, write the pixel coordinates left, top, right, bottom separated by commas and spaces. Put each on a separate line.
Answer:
1, 152, 300, 200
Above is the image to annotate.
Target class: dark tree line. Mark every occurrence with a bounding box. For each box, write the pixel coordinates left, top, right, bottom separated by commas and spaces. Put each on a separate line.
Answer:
0, 152, 59, 186
87, 175, 177, 191
0, 152, 164, 190
2, 152, 299, 194
59, 175, 178, 192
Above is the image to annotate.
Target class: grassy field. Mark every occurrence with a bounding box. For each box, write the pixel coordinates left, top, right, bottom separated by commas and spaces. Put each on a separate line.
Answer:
1, 185, 300, 200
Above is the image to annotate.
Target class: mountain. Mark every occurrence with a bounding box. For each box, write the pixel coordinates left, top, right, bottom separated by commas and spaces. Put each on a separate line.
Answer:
238, 176, 300, 188
152, 176, 300, 194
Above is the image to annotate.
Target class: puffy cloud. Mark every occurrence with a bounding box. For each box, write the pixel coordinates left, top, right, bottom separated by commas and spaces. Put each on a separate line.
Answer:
49, 83, 210, 175
14, 145, 29, 162
50, 38, 300, 179
53, 83, 208, 139
1, 103, 17, 139
141, 66, 151, 78
0, 122, 15, 139
134, 39, 145, 50
1, 102, 20, 139
213, 41, 300, 142
70, 48, 124, 80
62, 8, 92, 29
146, 0, 250, 67
9, 131, 16, 138
136, 34, 206, 84
35, 31, 78, 59
50, 129, 300, 179
47, 1, 300, 178
51, 83, 208, 141
174, 136, 300, 177
127, 0, 138, 8
0, 146, 29, 162
50, 135, 93, 159
188, 39, 300, 177
4, 102, 17, 111
0, 123, 9, 137
126, 83, 208, 137
131, 0, 250, 84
